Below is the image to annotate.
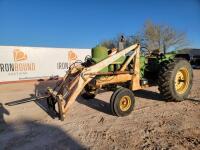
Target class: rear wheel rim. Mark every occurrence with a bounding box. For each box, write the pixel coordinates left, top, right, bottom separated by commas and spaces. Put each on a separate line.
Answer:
175, 67, 189, 94
119, 96, 131, 111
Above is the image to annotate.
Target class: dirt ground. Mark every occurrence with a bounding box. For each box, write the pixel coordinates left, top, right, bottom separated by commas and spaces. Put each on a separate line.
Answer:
0, 70, 200, 150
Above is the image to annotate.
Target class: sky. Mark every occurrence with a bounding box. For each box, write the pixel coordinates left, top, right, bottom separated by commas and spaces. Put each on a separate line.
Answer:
0, 0, 200, 49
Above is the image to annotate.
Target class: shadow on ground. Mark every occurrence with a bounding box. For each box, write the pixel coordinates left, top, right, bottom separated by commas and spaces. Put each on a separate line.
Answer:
186, 98, 200, 103
0, 109, 86, 150
134, 89, 164, 101
0, 103, 10, 132
0, 81, 86, 149
77, 96, 112, 115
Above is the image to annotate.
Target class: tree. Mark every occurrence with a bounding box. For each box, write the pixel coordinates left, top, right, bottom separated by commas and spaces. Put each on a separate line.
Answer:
140, 20, 188, 53
100, 20, 188, 54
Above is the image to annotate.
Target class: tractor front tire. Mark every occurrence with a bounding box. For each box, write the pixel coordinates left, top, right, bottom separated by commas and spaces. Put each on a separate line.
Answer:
110, 88, 135, 116
158, 58, 193, 101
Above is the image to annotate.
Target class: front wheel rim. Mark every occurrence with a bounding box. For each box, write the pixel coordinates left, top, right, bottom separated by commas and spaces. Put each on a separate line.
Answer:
119, 96, 131, 111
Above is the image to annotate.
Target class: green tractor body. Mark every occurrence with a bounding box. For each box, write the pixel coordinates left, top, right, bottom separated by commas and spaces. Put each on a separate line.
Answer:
140, 53, 175, 81
91, 46, 178, 82
91, 46, 126, 73
89, 46, 192, 103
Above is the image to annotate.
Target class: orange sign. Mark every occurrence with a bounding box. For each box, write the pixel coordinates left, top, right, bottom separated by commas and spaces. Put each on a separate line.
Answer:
13, 49, 27, 62
68, 50, 77, 61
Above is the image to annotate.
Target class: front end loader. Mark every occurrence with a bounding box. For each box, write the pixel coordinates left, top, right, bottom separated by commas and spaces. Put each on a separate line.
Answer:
6, 43, 193, 120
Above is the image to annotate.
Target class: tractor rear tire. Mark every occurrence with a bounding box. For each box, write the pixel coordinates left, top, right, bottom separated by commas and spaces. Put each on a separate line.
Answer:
110, 88, 135, 116
158, 58, 193, 101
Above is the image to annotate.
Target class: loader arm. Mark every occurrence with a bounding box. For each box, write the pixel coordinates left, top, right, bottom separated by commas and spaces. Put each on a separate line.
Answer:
48, 43, 140, 120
